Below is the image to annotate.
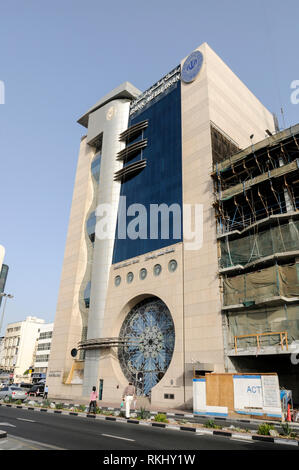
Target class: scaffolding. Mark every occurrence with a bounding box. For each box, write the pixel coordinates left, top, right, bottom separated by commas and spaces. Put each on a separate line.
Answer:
219, 218, 299, 269
212, 124, 299, 235
234, 331, 288, 353
227, 303, 299, 350
223, 263, 299, 306
212, 123, 299, 353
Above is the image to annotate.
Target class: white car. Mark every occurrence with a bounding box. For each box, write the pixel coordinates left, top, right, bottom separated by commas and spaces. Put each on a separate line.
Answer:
0, 386, 28, 402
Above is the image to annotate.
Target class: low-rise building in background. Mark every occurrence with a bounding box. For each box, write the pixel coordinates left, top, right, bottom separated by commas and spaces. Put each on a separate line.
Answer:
32, 323, 53, 383
0, 316, 45, 383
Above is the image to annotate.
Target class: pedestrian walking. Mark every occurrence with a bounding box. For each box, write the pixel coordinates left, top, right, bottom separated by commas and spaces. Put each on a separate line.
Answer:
122, 382, 136, 419
44, 384, 49, 399
88, 386, 98, 414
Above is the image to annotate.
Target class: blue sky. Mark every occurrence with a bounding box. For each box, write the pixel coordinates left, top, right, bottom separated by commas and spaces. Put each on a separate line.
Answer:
0, 0, 298, 332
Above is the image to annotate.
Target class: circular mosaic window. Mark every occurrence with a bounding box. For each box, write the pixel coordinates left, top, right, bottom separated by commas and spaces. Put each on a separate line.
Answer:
118, 297, 175, 396
153, 264, 162, 276
114, 275, 121, 286
127, 272, 134, 284
139, 268, 147, 280
168, 259, 178, 272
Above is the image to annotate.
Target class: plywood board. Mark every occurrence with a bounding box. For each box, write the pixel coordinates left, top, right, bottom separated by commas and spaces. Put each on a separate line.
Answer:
206, 373, 234, 410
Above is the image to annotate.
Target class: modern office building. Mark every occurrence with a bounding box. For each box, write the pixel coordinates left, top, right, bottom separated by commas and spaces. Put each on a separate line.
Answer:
0, 245, 9, 309
1, 316, 45, 382
32, 323, 53, 383
47, 42, 298, 408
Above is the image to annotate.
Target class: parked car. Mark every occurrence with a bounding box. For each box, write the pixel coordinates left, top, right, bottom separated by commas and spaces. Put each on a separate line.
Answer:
19, 382, 33, 390
0, 386, 28, 402
28, 384, 44, 397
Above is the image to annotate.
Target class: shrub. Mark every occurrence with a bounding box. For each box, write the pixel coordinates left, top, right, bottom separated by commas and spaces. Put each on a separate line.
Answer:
281, 422, 291, 436
55, 403, 64, 410
154, 413, 168, 423
205, 419, 217, 428
138, 407, 150, 420
257, 423, 274, 436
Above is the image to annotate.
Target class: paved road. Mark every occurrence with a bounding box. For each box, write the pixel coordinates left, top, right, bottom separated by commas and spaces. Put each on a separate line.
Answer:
0, 406, 297, 451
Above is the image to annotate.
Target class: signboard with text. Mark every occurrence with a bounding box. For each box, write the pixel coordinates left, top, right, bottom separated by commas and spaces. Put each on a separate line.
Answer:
233, 374, 282, 418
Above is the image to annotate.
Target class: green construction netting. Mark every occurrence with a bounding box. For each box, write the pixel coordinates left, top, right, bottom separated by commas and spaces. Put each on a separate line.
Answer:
223, 264, 299, 306
220, 220, 299, 269
227, 304, 299, 348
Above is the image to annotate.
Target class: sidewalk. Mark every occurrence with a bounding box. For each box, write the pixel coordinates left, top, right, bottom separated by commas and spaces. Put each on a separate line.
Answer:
45, 397, 299, 430
48, 396, 191, 415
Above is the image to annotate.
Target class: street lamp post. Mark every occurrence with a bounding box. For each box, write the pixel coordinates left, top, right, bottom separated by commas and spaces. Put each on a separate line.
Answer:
0, 293, 14, 336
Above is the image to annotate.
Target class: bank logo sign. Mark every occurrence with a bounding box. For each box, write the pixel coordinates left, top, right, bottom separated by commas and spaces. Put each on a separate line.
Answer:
130, 66, 180, 116
181, 50, 203, 83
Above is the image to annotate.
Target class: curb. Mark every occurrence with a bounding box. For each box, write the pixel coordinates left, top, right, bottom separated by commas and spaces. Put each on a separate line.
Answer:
0, 402, 298, 447
99, 406, 299, 430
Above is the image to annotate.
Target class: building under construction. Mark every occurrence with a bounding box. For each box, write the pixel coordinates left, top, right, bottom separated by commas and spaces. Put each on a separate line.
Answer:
212, 123, 299, 404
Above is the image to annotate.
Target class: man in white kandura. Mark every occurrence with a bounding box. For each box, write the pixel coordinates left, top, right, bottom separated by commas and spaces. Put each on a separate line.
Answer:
122, 382, 136, 419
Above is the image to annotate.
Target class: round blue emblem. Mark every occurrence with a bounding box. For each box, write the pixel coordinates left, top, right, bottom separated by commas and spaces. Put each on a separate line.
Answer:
181, 50, 203, 83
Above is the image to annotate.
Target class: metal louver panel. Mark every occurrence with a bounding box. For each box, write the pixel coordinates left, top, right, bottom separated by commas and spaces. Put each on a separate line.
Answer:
119, 119, 148, 141
116, 139, 147, 161
114, 159, 147, 182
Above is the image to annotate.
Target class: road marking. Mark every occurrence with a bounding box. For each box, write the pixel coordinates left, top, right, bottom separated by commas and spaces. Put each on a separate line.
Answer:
274, 438, 298, 447
8, 434, 67, 450
0, 422, 16, 427
17, 418, 36, 423
102, 433, 135, 442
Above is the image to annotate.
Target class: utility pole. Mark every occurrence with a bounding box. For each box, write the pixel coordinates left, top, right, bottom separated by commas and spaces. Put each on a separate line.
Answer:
0, 293, 14, 336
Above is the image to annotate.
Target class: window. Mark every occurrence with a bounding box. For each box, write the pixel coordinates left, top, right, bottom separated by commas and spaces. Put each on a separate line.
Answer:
153, 264, 162, 276
37, 343, 51, 351
86, 211, 96, 243
114, 276, 121, 287
35, 355, 49, 363
168, 260, 177, 272
84, 281, 91, 308
139, 268, 147, 280
91, 154, 101, 182
127, 272, 134, 283
39, 332, 52, 340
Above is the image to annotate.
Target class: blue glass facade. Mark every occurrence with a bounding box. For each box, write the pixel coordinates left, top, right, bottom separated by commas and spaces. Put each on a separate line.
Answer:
91, 153, 101, 182
112, 81, 182, 263
84, 281, 91, 308
86, 211, 96, 242
0, 264, 8, 307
